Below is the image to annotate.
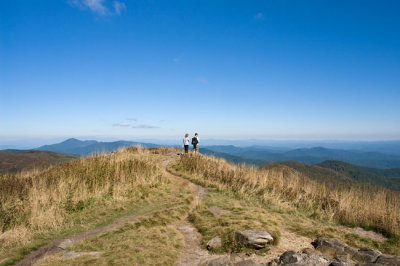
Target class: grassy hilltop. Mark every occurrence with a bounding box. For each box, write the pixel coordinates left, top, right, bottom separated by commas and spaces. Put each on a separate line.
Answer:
0, 147, 399, 265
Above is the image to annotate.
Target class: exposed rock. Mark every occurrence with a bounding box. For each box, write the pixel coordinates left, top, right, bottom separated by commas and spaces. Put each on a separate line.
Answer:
299, 253, 330, 266
267, 250, 338, 266
329, 254, 355, 266
328, 261, 353, 266
302, 248, 323, 256
333, 254, 350, 263
310, 237, 400, 265
207, 236, 222, 250
235, 230, 274, 249
279, 251, 302, 264
352, 247, 381, 263
62, 251, 101, 259
266, 238, 398, 266
311, 238, 357, 257
267, 250, 330, 265
57, 239, 73, 250
374, 254, 400, 265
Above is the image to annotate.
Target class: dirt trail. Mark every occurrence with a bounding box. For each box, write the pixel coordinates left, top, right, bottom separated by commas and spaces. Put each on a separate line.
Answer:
163, 154, 225, 265
15, 215, 141, 266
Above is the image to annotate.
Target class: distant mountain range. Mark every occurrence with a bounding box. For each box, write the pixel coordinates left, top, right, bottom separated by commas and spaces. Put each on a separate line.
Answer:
202, 145, 400, 169
0, 150, 77, 174
2, 138, 400, 190
36, 138, 159, 155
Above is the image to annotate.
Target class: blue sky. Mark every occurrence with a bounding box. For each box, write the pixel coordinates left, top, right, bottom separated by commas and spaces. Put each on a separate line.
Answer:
1, 0, 400, 145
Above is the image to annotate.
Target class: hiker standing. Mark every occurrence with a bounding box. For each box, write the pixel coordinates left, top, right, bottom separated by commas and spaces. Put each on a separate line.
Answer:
192, 133, 200, 154
182, 133, 190, 154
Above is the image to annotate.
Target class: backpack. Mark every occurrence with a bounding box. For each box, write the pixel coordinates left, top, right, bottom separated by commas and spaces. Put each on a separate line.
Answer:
192, 137, 198, 145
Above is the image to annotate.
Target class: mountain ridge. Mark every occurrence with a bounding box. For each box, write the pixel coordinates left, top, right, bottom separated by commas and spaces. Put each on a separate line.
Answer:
36, 138, 159, 155
203, 145, 400, 169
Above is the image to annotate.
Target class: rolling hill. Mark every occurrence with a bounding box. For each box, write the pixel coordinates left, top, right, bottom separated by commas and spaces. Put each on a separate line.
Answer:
316, 160, 400, 190
275, 160, 400, 191
0, 150, 78, 174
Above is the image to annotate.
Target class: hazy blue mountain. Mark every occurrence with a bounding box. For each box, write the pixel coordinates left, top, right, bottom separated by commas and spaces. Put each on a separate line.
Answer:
203, 145, 400, 169
37, 138, 158, 155
197, 140, 400, 155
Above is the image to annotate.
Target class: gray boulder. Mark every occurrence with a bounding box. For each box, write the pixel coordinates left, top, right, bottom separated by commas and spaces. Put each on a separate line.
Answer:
311, 238, 358, 257
207, 236, 222, 250
279, 251, 302, 264
352, 247, 381, 264
299, 253, 330, 266
235, 230, 274, 249
271, 250, 330, 265
311, 237, 400, 265
374, 254, 400, 265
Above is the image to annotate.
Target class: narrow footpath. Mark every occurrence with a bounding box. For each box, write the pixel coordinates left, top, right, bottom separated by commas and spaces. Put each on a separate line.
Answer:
162, 154, 225, 265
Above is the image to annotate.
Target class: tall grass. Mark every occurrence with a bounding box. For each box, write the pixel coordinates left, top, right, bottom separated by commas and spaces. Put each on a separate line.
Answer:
177, 154, 400, 237
0, 147, 169, 253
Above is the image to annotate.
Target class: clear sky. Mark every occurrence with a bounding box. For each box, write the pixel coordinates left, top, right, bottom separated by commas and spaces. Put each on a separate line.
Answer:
1, 0, 400, 144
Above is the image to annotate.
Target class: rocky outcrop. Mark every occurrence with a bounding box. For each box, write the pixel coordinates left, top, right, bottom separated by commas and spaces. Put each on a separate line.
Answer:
267, 250, 330, 266
235, 230, 274, 249
352, 248, 381, 264
374, 254, 400, 265
311, 237, 400, 265
203, 237, 399, 266
311, 237, 358, 257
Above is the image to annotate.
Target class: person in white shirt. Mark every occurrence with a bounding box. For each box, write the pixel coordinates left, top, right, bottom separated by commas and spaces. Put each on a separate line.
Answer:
182, 133, 190, 153
192, 133, 200, 154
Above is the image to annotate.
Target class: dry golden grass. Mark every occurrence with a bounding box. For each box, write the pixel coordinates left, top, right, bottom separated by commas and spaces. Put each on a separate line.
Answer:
174, 154, 400, 238
0, 147, 183, 265
1, 147, 161, 230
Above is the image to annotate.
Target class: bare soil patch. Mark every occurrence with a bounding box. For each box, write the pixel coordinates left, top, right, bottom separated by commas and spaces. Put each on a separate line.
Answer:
341, 226, 388, 242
